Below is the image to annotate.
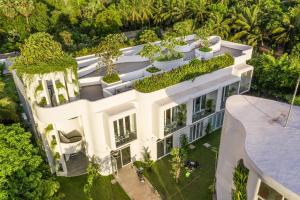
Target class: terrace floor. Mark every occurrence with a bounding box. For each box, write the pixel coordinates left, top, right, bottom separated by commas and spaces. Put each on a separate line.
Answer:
80, 85, 104, 101
66, 151, 89, 177
135, 130, 221, 200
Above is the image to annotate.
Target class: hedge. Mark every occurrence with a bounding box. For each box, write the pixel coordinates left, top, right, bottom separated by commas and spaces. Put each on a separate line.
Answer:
102, 73, 120, 83
134, 53, 234, 93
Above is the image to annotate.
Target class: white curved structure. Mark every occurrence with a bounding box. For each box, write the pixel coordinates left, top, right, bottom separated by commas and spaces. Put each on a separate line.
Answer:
216, 95, 300, 200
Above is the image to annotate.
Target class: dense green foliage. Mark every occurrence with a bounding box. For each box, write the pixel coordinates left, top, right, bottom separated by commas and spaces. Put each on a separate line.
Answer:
0, 124, 62, 200
12, 33, 77, 77
1, 0, 298, 54
102, 73, 121, 84
232, 160, 249, 200
84, 156, 101, 200
134, 54, 234, 93
249, 53, 300, 101
146, 67, 161, 73
0, 75, 19, 124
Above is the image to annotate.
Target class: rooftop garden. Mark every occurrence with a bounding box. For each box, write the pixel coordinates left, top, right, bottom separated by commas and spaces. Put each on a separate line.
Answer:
134, 53, 234, 93
12, 32, 77, 78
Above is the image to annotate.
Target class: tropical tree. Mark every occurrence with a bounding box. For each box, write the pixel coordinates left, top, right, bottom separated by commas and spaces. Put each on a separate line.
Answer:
231, 6, 263, 47
160, 0, 188, 25
271, 7, 300, 47
141, 146, 154, 170
96, 33, 126, 78
187, 0, 209, 23
249, 53, 300, 95
173, 19, 195, 42
206, 13, 231, 39
15, 0, 35, 31
0, 123, 62, 199
139, 43, 160, 63
170, 147, 187, 183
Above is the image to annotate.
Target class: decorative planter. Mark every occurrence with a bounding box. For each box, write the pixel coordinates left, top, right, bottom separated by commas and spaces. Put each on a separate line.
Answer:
208, 36, 221, 52
153, 57, 185, 71
100, 79, 122, 88
195, 49, 214, 60
175, 44, 192, 53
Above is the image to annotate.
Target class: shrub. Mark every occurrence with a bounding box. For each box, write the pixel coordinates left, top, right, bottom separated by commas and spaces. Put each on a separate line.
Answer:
58, 94, 66, 104
199, 46, 212, 52
45, 124, 53, 134
155, 51, 183, 62
146, 67, 161, 73
139, 29, 159, 44
34, 83, 43, 96
55, 80, 65, 90
134, 54, 234, 93
232, 159, 249, 200
102, 73, 120, 83
38, 97, 47, 107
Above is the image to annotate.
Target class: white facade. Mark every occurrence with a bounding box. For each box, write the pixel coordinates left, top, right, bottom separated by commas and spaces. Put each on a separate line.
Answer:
13, 35, 253, 176
216, 95, 300, 200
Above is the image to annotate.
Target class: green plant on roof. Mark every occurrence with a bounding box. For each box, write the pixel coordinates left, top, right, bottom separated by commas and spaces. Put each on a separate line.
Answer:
34, 83, 43, 97
12, 32, 78, 80
55, 80, 65, 90
157, 35, 184, 62
139, 43, 161, 63
38, 97, 47, 107
102, 73, 120, 84
146, 67, 161, 73
173, 19, 195, 45
134, 54, 233, 93
58, 94, 66, 104
196, 24, 212, 50
96, 33, 126, 77
45, 124, 53, 134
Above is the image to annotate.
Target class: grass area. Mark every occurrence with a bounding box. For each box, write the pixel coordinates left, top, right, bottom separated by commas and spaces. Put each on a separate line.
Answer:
138, 130, 221, 200
57, 175, 130, 200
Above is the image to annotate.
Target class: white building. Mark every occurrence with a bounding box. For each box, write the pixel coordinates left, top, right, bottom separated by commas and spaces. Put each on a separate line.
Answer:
13, 35, 253, 176
216, 95, 300, 200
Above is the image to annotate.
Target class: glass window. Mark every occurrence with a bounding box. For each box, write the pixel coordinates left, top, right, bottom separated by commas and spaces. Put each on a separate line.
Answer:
164, 104, 187, 135
118, 118, 124, 136
125, 116, 130, 133
240, 70, 252, 93
166, 136, 173, 154
157, 140, 164, 159
257, 181, 284, 200
114, 114, 137, 147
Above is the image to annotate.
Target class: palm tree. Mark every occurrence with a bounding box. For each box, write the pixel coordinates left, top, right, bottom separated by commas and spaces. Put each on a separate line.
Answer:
160, 0, 188, 25
187, 0, 209, 23
15, 0, 35, 32
207, 13, 231, 39
271, 7, 300, 47
231, 6, 263, 47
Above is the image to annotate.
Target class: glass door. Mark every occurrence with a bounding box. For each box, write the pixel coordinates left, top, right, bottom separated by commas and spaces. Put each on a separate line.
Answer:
156, 135, 173, 159
121, 146, 131, 166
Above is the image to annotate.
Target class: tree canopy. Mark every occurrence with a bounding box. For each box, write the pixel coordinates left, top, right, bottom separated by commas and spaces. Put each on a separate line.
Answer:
0, 123, 62, 200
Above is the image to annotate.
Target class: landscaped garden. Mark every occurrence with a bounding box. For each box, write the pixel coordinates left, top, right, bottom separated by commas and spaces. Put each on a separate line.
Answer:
136, 130, 221, 200
57, 175, 129, 200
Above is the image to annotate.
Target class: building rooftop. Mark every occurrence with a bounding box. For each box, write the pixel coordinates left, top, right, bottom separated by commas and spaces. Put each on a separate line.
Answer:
76, 36, 252, 101
226, 95, 300, 197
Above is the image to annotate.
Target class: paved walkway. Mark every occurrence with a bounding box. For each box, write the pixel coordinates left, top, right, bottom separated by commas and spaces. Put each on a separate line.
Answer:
116, 165, 161, 200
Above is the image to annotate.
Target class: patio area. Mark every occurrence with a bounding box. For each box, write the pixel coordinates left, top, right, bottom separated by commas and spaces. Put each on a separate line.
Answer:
135, 130, 221, 200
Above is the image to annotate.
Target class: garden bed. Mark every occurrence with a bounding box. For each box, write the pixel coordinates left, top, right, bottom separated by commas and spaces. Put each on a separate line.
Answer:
134, 54, 234, 93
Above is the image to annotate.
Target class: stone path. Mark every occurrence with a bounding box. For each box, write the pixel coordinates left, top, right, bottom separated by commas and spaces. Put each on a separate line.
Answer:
116, 165, 161, 200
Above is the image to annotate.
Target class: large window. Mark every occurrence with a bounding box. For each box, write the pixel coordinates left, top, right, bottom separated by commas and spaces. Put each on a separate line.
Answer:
221, 82, 239, 109
164, 104, 186, 135
240, 70, 252, 93
113, 113, 137, 147
156, 135, 173, 159
192, 90, 217, 122
257, 181, 288, 200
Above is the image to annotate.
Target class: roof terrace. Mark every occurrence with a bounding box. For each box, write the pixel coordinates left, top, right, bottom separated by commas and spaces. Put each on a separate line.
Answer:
77, 35, 252, 101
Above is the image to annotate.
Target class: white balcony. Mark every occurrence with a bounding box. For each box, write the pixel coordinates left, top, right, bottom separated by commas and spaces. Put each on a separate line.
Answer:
59, 130, 83, 154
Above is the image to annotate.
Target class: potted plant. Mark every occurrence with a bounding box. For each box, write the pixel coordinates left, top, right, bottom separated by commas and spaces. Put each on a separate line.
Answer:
195, 27, 213, 60
153, 35, 184, 71
205, 99, 214, 113
97, 33, 126, 88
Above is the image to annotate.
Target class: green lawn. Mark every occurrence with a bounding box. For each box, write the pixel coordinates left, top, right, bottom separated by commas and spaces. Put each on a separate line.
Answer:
137, 130, 221, 200
57, 175, 130, 200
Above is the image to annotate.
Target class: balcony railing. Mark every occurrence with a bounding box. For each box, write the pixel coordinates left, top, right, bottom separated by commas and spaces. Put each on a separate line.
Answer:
164, 122, 186, 136
115, 131, 137, 147
192, 109, 215, 122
